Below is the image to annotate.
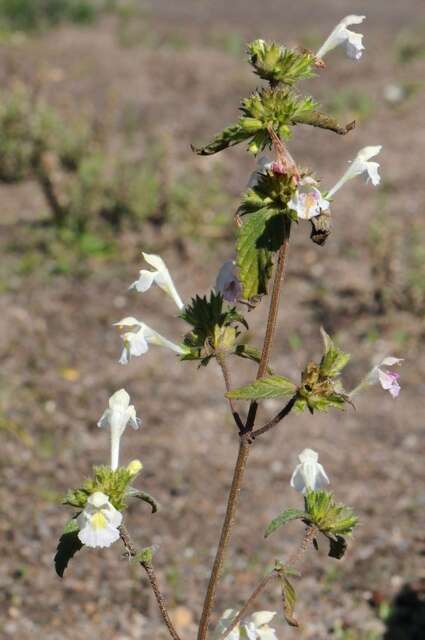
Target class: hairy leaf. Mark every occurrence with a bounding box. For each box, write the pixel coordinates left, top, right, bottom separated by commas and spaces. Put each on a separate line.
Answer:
127, 488, 159, 514
281, 576, 299, 627
54, 517, 83, 578
236, 210, 288, 300
265, 508, 307, 538
227, 375, 296, 401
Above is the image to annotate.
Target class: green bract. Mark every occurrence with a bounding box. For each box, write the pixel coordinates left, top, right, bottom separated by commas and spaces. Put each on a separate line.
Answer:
248, 40, 316, 86
238, 171, 298, 219
304, 490, 358, 538
180, 291, 248, 366
63, 464, 148, 512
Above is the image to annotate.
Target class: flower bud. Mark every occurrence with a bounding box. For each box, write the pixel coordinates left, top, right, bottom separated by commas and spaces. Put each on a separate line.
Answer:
127, 459, 143, 476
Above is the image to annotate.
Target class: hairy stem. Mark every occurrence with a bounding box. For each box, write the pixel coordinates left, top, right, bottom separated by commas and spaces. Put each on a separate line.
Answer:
197, 232, 291, 640
120, 525, 182, 640
243, 233, 291, 434
220, 526, 317, 639
216, 353, 244, 432
197, 439, 251, 640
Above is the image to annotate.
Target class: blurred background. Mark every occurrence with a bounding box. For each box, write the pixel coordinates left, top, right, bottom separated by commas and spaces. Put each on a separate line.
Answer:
0, 1, 424, 638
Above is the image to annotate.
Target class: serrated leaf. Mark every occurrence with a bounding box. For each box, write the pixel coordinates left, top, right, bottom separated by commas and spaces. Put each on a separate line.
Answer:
54, 517, 83, 578
292, 110, 356, 135
191, 123, 249, 156
236, 210, 288, 300
265, 508, 306, 538
127, 488, 159, 514
281, 576, 299, 627
227, 375, 296, 401
328, 535, 347, 560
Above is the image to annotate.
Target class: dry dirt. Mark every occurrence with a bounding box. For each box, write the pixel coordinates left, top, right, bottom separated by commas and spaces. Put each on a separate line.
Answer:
0, 1, 424, 639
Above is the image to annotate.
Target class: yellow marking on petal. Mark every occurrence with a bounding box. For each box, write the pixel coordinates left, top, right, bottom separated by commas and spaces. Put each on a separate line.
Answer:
91, 511, 107, 530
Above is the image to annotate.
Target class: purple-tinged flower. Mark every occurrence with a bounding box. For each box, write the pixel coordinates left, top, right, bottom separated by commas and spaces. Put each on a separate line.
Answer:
370, 357, 403, 398
215, 260, 242, 303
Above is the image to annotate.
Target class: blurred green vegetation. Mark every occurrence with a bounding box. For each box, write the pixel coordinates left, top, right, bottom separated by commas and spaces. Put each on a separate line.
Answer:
0, 84, 234, 280
0, 0, 113, 31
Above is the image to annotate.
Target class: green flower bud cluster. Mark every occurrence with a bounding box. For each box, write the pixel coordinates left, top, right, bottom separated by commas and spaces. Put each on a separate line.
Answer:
248, 39, 316, 86
180, 291, 250, 366
239, 170, 298, 219
63, 463, 145, 512
295, 330, 351, 413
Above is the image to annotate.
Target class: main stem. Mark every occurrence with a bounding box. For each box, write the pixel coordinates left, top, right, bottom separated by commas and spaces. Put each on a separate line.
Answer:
197, 235, 290, 640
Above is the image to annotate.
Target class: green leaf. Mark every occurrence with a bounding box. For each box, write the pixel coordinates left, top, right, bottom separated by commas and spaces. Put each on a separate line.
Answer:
191, 123, 249, 156
328, 535, 347, 560
227, 375, 297, 401
54, 517, 83, 578
265, 508, 307, 538
292, 110, 356, 135
236, 210, 288, 300
281, 576, 299, 627
127, 488, 159, 514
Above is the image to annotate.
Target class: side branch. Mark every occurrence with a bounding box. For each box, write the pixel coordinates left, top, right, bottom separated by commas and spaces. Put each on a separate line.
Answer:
220, 526, 317, 639
120, 525, 182, 640
249, 394, 298, 441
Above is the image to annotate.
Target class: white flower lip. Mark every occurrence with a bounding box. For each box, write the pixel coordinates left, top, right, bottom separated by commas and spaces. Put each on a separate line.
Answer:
129, 252, 184, 310
290, 448, 330, 494
98, 389, 141, 470
216, 609, 278, 640
326, 145, 382, 199
115, 317, 184, 365
77, 491, 123, 549
317, 15, 366, 61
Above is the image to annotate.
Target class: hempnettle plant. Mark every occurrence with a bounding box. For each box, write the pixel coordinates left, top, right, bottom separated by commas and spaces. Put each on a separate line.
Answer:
55, 15, 404, 639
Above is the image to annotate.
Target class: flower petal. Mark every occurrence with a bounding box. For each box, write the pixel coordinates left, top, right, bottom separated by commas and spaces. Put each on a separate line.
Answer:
129, 269, 156, 293
78, 521, 121, 548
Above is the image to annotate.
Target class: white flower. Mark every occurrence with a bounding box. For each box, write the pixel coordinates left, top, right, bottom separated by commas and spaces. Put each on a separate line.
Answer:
290, 448, 330, 494
97, 389, 141, 470
326, 146, 382, 199
129, 252, 184, 310
317, 15, 366, 61
215, 260, 242, 303
114, 317, 184, 364
77, 492, 122, 549
216, 610, 277, 640
288, 177, 330, 220
368, 356, 403, 398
